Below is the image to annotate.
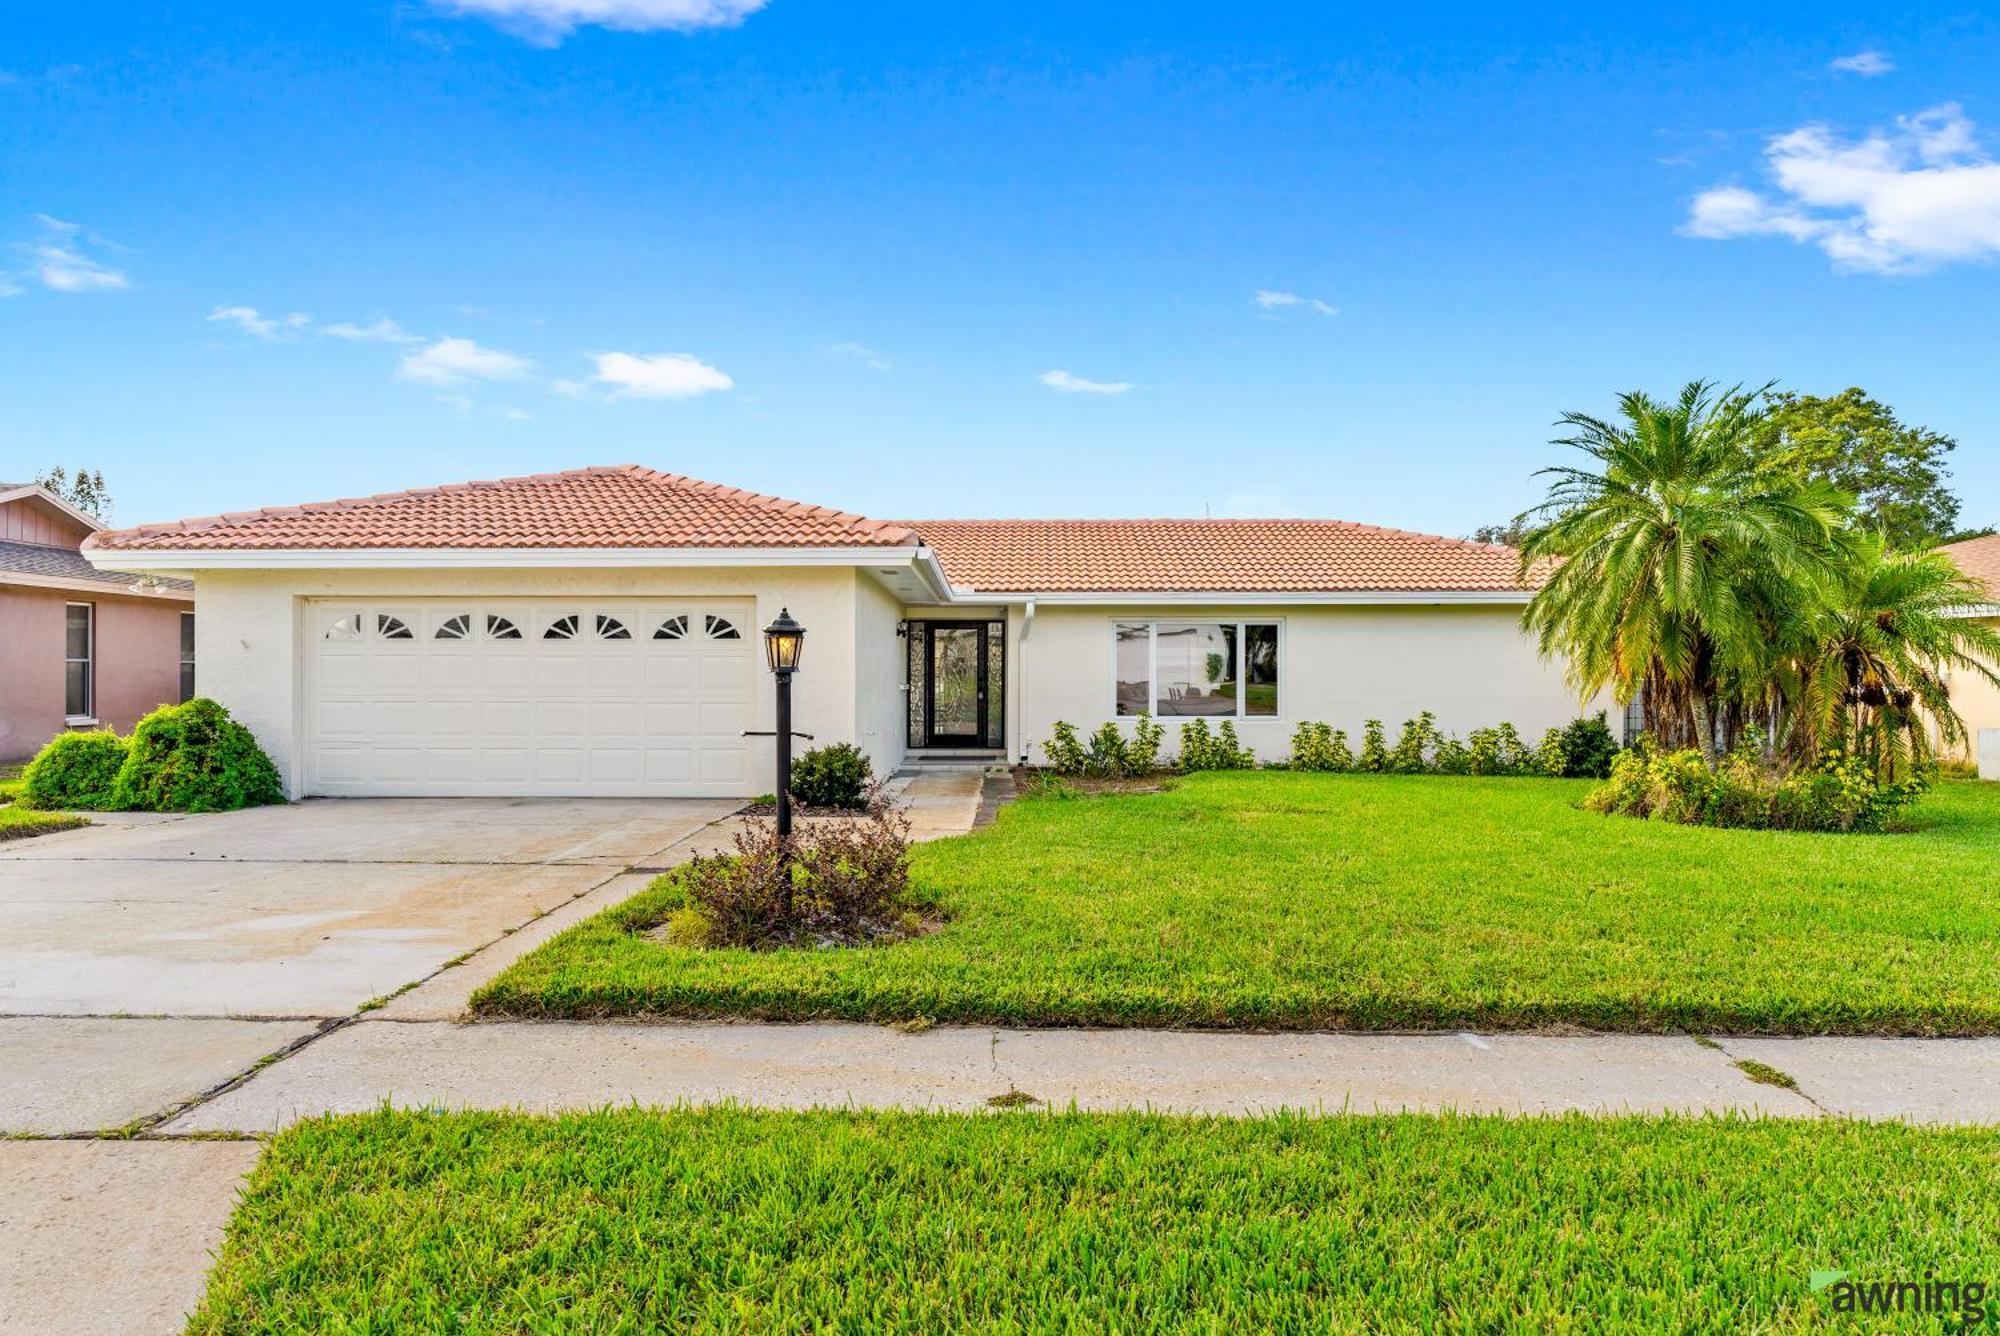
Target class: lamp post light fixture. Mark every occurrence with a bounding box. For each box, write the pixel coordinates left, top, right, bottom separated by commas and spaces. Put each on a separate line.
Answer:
762, 608, 806, 847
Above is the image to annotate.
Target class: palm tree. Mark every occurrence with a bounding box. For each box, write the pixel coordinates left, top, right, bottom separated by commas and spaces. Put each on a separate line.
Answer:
1518, 382, 1850, 759
1783, 536, 2000, 780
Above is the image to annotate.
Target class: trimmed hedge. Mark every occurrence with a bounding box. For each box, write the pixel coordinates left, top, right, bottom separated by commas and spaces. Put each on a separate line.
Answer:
19, 730, 128, 810
109, 698, 286, 813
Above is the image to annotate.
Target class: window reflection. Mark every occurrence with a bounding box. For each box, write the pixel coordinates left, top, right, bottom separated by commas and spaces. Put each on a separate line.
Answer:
1115, 623, 1151, 717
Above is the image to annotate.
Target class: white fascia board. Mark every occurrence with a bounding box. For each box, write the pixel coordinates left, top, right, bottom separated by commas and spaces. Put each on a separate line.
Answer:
0, 570, 193, 600
84, 544, 943, 575
0, 486, 105, 533
947, 587, 1534, 606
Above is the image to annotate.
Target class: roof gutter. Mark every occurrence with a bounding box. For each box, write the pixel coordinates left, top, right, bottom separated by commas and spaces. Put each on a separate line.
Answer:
946, 588, 1535, 606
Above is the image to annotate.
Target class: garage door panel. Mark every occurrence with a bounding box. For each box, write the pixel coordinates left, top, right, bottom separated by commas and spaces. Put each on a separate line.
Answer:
307, 600, 758, 797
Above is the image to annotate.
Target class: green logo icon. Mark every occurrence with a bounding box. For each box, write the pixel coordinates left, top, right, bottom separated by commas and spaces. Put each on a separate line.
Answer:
1810, 1270, 1849, 1293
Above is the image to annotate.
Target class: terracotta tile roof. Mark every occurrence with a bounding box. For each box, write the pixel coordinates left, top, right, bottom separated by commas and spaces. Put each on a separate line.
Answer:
903, 519, 1538, 593
0, 540, 193, 594
1942, 533, 2000, 602
85, 465, 919, 553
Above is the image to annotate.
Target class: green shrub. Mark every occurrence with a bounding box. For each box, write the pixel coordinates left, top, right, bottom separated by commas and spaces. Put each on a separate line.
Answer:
1389, 712, 1444, 773
1433, 735, 1471, 775
1556, 713, 1620, 779
1044, 722, 1088, 776
1585, 739, 1925, 833
1127, 716, 1164, 775
1177, 719, 1254, 773
109, 698, 285, 813
1288, 721, 1346, 772
1357, 720, 1389, 773
20, 730, 128, 810
1533, 728, 1567, 778
673, 804, 921, 949
790, 742, 874, 810
1082, 723, 1130, 778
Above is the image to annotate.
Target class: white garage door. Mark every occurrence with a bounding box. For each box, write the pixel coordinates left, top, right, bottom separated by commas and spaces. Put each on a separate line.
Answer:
305, 600, 756, 797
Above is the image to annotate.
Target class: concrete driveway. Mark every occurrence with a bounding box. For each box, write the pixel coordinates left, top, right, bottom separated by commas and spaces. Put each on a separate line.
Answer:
0, 797, 737, 1018
0, 797, 736, 1137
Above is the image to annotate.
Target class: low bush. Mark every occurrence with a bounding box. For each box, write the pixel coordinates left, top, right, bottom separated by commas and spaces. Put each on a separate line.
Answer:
1042, 719, 1164, 778
669, 803, 926, 949
1178, 719, 1254, 772
1389, 712, 1444, 773
1586, 737, 1926, 833
1554, 713, 1620, 779
20, 730, 128, 810
1288, 721, 1351, 773
789, 742, 873, 810
1357, 720, 1390, 773
110, 698, 285, 813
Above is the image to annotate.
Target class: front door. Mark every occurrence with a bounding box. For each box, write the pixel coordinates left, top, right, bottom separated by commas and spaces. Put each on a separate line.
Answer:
927, 623, 986, 746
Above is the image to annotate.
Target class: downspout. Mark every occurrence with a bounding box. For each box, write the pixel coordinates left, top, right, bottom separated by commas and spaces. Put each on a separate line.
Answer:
1018, 599, 1035, 765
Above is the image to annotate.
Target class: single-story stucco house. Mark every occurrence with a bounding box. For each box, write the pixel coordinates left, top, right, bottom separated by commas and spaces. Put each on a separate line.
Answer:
82, 465, 1601, 799
1941, 532, 2000, 775
1, 482, 196, 761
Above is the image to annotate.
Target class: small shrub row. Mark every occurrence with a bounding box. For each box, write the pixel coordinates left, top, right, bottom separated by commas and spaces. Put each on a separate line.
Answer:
1586, 736, 1927, 833
19, 698, 285, 814
1041, 712, 1618, 779
659, 802, 927, 950
1286, 712, 1619, 779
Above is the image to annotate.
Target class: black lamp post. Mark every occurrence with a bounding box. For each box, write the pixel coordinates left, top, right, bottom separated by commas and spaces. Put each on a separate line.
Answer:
762, 608, 806, 846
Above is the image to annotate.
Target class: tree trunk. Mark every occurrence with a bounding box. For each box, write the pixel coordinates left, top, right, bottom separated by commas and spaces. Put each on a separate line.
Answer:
1691, 693, 1717, 764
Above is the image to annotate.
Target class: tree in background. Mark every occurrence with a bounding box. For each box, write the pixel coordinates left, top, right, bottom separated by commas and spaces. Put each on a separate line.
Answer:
34, 466, 113, 521
1519, 382, 1849, 760
1779, 535, 2000, 782
1754, 388, 1961, 550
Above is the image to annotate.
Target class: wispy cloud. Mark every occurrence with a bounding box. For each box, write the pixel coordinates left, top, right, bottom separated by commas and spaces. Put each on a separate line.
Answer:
208, 305, 310, 340
15, 215, 129, 292
429, 0, 768, 44
395, 336, 534, 387
1039, 369, 1134, 395
1829, 49, 1894, 77
584, 350, 735, 400
1683, 103, 2000, 273
323, 316, 420, 344
1254, 289, 1337, 316
825, 341, 891, 371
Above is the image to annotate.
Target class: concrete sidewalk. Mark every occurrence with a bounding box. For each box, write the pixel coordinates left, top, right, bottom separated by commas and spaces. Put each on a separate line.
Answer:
162, 1019, 2000, 1132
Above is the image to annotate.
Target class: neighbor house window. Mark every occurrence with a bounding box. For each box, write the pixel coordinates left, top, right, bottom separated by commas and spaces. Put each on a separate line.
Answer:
180, 612, 196, 702
65, 603, 94, 720
1114, 621, 1279, 718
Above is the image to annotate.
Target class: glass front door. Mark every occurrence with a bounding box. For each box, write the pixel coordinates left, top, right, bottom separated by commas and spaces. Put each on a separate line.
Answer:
910, 620, 1004, 749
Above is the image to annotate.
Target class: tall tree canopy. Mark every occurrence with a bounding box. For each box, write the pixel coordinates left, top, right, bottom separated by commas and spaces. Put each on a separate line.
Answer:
1518, 383, 1849, 759
1753, 388, 1961, 550
34, 466, 113, 521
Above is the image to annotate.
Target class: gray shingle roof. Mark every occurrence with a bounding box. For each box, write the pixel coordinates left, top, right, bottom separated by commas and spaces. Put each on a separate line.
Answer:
0, 540, 193, 594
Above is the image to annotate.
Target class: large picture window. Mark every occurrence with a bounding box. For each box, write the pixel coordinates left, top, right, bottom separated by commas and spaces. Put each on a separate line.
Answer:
1114, 621, 1279, 718
65, 603, 94, 720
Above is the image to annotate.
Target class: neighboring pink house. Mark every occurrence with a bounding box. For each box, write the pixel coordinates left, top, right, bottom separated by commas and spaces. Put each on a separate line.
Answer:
0, 483, 195, 761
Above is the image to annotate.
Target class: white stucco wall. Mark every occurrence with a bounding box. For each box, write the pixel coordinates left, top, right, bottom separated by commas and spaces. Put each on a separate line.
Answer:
1013, 601, 1604, 764
853, 575, 908, 778
194, 565, 871, 797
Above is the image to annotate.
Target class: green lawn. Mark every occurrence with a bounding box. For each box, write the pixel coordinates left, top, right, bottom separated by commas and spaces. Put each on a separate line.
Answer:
0, 763, 24, 805
475, 774, 2000, 1034
189, 1106, 2000, 1332
0, 804, 87, 841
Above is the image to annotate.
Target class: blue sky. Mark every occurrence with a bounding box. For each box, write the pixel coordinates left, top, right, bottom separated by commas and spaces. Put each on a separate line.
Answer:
4, 2, 1997, 535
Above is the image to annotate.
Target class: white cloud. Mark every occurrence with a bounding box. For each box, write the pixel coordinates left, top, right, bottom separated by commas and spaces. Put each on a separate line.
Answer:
587, 350, 734, 400
1830, 50, 1894, 77
395, 336, 534, 387
825, 341, 891, 371
1683, 103, 2000, 273
18, 215, 128, 292
324, 317, 420, 344
1254, 289, 1337, 316
430, 0, 768, 43
1039, 369, 1134, 395
208, 305, 310, 339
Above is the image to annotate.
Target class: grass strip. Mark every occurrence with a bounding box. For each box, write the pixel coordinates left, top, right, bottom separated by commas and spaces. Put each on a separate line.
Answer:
190, 1105, 2000, 1333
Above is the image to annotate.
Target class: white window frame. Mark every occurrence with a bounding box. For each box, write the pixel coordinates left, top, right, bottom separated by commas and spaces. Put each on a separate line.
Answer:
1110, 619, 1283, 720
65, 601, 95, 723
